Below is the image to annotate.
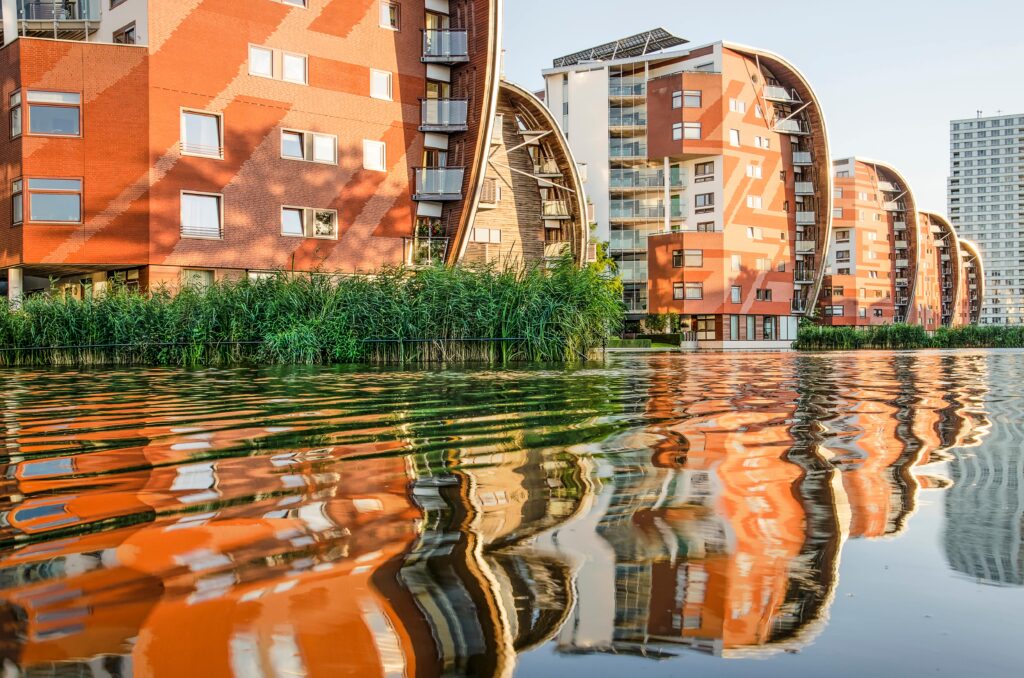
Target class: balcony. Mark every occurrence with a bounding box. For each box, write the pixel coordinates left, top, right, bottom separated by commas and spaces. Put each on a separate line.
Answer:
877, 181, 898, 193
896, 278, 909, 287
793, 151, 813, 165
422, 29, 469, 63
420, 99, 469, 132
794, 181, 815, 196
893, 221, 907, 231
791, 298, 809, 313
895, 240, 908, 248
404, 237, 449, 267
610, 143, 648, 159
542, 200, 571, 219
609, 114, 648, 129
795, 239, 816, 254
884, 201, 906, 212
896, 259, 909, 268
764, 85, 799, 103
796, 211, 817, 225
413, 167, 465, 201
609, 82, 646, 98
794, 268, 816, 283
775, 118, 810, 135
610, 170, 685, 190
13, 0, 101, 40
609, 231, 649, 252
534, 159, 562, 177
610, 204, 666, 220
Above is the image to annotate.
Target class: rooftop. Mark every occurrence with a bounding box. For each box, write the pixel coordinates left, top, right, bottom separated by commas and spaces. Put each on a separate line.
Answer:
552, 28, 688, 68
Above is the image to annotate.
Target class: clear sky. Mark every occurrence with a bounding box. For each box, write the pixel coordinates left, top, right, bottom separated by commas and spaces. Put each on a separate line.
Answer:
502, 0, 1024, 212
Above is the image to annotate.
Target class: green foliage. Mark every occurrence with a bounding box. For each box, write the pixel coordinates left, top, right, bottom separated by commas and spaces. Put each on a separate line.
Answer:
794, 323, 1024, 351
606, 338, 652, 349
0, 258, 623, 367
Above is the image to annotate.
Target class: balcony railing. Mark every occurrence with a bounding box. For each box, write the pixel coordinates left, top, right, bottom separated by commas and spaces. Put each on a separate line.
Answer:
542, 200, 571, 219
420, 99, 469, 132
610, 170, 685, 189
877, 181, 898, 193
610, 143, 648, 159
18, 0, 99, 21
609, 82, 646, 97
609, 115, 648, 127
796, 211, 817, 225
775, 118, 810, 135
794, 268, 816, 283
405, 237, 449, 267
793, 151, 813, 165
422, 29, 469, 63
795, 181, 814, 195
610, 205, 666, 220
609, 231, 649, 251
413, 167, 465, 201
795, 239, 816, 254
764, 85, 799, 103
884, 201, 906, 212
534, 159, 561, 176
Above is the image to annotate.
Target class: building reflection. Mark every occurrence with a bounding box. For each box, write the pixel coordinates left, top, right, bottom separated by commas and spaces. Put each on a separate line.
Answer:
0, 354, 1004, 674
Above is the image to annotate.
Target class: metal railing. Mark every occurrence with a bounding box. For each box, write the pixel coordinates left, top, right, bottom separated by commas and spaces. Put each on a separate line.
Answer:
610, 143, 648, 158
542, 200, 571, 218
414, 167, 465, 199
534, 159, 561, 175
19, 0, 97, 20
180, 142, 224, 159
610, 169, 685, 189
764, 85, 799, 102
796, 211, 817, 225
422, 29, 469, 62
405, 237, 449, 266
775, 118, 809, 135
793, 151, 813, 165
420, 99, 469, 131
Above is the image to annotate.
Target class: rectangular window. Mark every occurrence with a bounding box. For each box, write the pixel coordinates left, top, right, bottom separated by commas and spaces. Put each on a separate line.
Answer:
249, 45, 308, 84
672, 250, 683, 268
183, 269, 214, 291
731, 254, 741, 271
248, 45, 274, 77
672, 123, 682, 141
747, 195, 763, 209
181, 110, 223, 158
746, 164, 762, 179
684, 249, 703, 267
729, 129, 740, 146
672, 91, 682, 109
730, 315, 740, 340
11, 179, 22, 224
695, 193, 714, 208
364, 140, 387, 171
112, 22, 136, 45
833, 207, 843, 218
731, 286, 742, 304
380, 1, 400, 30
673, 282, 685, 300
26, 91, 80, 136
685, 282, 703, 300
10, 91, 21, 138
746, 315, 755, 340
697, 221, 715, 232
683, 122, 701, 140
684, 90, 701, 108
370, 69, 393, 101
180, 192, 222, 238
28, 178, 82, 223
282, 53, 308, 84
694, 161, 714, 181
280, 129, 337, 164
729, 98, 746, 114
836, 229, 850, 242
281, 206, 339, 239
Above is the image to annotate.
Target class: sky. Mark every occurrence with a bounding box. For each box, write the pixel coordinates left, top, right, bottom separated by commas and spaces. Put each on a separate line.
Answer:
502, 0, 1024, 212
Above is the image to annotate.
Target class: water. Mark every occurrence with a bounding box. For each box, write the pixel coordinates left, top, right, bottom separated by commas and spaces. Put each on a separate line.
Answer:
0, 351, 1022, 677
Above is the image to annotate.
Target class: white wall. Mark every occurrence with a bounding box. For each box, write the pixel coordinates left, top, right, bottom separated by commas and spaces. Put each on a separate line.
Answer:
94, 0, 148, 45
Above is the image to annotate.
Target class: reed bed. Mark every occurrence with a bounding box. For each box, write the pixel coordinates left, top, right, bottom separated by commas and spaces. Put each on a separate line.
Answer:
0, 259, 623, 367
795, 323, 1024, 351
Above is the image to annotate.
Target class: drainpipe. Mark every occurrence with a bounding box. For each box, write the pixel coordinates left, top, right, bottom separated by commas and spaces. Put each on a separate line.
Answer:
2, 0, 18, 46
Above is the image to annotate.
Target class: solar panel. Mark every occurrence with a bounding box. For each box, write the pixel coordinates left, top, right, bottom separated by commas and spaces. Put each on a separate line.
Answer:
552, 28, 688, 68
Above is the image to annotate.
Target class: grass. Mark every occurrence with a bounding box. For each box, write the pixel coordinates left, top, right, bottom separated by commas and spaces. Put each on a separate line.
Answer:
795, 323, 1024, 350
0, 258, 623, 367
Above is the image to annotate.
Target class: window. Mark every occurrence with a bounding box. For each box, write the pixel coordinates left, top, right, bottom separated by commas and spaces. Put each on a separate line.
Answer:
370, 69, 393, 101
281, 206, 338, 239
683, 122, 701, 140
280, 129, 337, 164
282, 53, 308, 84
380, 1, 400, 30
672, 250, 683, 268
756, 289, 773, 301
731, 286, 742, 304
277, 0, 308, 6
180, 192, 222, 238
471, 228, 502, 244
363, 140, 387, 171
747, 195, 763, 209
685, 249, 703, 267
673, 282, 685, 300
183, 269, 214, 291
695, 161, 714, 181
836, 250, 851, 262
9, 91, 20, 138
697, 221, 715, 232
755, 104, 763, 119
112, 22, 136, 44
11, 179, 22, 224
28, 178, 82, 223
731, 254, 741, 271
834, 188, 843, 199
833, 207, 843, 218
110, 0, 129, 8
26, 91, 80, 136
684, 90, 701, 108
729, 129, 740, 146
695, 193, 714, 209
873, 308, 884, 318
672, 123, 682, 141
729, 98, 746, 114
685, 282, 703, 299
746, 316, 755, 340
754, 136, 769, 149
181, 111, 223, 158
672, 91, 682, 109
248, 45, 273, 77
836, 229, 850, 242
746, 164, 762, 179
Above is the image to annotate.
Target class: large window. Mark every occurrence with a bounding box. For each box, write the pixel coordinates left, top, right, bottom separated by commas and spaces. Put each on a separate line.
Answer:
695, 161, 714, 182
683, 122, 701, 140
684, 249, 703, 267
685, 282, 703, 300
683, 90, 702, 108
281, 129, 337, 164
28, 178, 82, 222
181, 110, 223, 158
281, 206, 338, 239
27, 91, 81, 136
180, 192, 222, 238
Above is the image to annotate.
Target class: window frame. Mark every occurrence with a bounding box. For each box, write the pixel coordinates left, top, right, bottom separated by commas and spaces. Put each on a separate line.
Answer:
281, 205, 339, 240
180, 109, 224, 159
731, 285, 742, 304
683, 90, 701, 108
684, 249, 703, 267
380, 1, 401, 30
25, 90, 82, 138
112, 21, 136, 44
27, 177, 83, 224
9, 90, 21, 139
370, 69, 393, 101
248, 44, 274, 79
11, 178, 23, 225
281, 51, 309, 85
683, 122, 701, 140
684, 282, 703, 300
363, 139, 387, 172
179, 190, 224, 240
280, 128, 338, 165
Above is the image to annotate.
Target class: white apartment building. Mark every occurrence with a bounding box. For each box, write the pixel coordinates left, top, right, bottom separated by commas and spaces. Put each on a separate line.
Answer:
948, 113, 1024, 325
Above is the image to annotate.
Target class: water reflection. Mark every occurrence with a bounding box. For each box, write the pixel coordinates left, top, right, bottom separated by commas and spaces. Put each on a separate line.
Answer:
0, 352, 1017, 675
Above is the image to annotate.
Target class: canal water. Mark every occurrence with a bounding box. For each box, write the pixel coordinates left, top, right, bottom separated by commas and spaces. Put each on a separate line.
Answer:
0, 351, 1022, 677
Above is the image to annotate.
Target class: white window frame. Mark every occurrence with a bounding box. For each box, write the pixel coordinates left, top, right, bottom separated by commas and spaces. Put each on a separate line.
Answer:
683, 122, 701, 140
180, 191, 223, 240
282, 52, 308, 85
379, 1, 400, 30
370, 69, 393, 101
280, 206, 339, 240
729, 129, 740, 147
180, 109, 224, 159
248, 45, 274, 78
363, 140, 386, 172
280, 129, 338, 165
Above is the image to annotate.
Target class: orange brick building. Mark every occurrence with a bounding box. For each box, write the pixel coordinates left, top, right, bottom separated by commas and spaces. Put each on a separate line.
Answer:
0, 1, 588, 302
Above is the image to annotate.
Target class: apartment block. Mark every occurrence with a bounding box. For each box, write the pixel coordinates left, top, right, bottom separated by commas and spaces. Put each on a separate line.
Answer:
543, 31, 833, 348
824, 158, 980, 329
0, 1, 587, 302
948, 112, 1024, 325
